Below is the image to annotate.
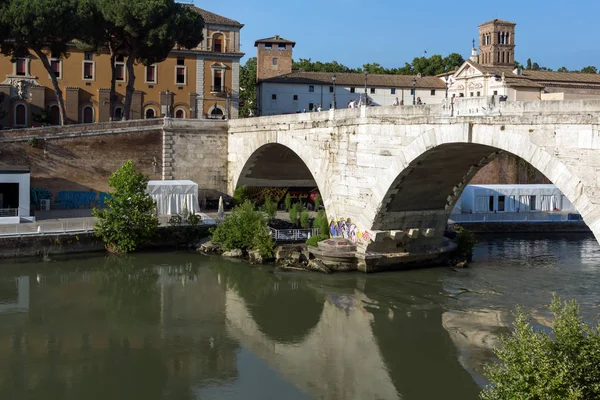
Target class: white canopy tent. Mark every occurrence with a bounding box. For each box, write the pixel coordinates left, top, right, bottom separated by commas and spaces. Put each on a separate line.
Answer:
147, 180, 200, 215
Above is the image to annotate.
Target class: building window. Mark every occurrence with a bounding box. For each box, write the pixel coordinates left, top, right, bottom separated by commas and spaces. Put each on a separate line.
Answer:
470, 92, 474, 97
498, 196, 505, 212
410, 88, 415, 95
82, 106, 94, 124
308, 85, 314, 92
114, 107, 123, 121
14, 103, 26, 127
212, 70, 223, 92
430, 89, 436, 96
175, 66, 186, 85
84, 52, 93, 61
15, 58, 28, 76
459, 93, 464, 97
293, 94, 298, 101
309, 102, 314, 110
391, 88, 396, 95
350, 87, 355, 93
329, 86, 334, 93
370, 88, 375, 94
493, 90, 498, 95
278, 43, 286, 50
145, 65, 157, 84
488, 196, 494, 212
115, 59, 126, 82
271, 94, 277, 100
272, 57, 278, 66
213, 38, 222, 52
83, 60, 95, 80
145, 108, 156, 119
175, 108, 185, 119
177, 57, 185, 66
264, 43, 272, 49
477, 91, 481, 97
50, 59, 62, 79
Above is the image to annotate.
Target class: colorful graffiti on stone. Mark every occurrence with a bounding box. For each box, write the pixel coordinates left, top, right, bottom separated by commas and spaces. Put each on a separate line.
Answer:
329, 218, 372, 244
30, 188, 111, 209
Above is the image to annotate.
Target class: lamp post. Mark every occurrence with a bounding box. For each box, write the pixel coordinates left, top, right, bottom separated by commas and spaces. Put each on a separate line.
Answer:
332, 74, 337, 109
364, 70, 368, 106
412, 77, 416, 105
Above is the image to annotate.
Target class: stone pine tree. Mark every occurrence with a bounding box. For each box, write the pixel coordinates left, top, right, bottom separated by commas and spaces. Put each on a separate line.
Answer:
1, 0, 83, 125
96, 0, 204, 120
93, 160, 159, 254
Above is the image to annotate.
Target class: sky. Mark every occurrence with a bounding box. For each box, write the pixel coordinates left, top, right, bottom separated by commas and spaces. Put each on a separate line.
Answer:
191, 0, 600, 71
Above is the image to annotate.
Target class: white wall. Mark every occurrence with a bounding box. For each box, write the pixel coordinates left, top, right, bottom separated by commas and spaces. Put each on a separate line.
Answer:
258, 82, 446, 116
0, 172, 30, 219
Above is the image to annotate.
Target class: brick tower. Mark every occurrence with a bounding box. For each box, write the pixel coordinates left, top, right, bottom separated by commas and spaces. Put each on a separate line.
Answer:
254, 35, 295, 81
478, 19, 516, 67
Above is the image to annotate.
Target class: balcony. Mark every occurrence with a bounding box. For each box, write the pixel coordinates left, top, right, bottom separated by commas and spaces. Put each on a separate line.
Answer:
211, 86, 231, 97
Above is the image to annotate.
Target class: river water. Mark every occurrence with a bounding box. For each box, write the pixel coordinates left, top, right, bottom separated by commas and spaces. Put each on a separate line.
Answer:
1, 233, 599, 400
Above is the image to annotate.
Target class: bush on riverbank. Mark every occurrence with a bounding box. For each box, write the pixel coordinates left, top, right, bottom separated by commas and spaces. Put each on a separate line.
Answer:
211, 200, 276, 258
455, 225, 476, 261
306, 210, 330, 247
93, 161, 159, 253
481, 295, 600, 399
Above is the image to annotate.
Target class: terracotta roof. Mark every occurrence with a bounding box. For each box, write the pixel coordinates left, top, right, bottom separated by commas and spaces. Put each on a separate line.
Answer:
186, 6, 243, 27
254, 35, 296, 47
466, 61, 600, 88
478, 19, 516, 26
260, 71, 447, 89
503, 77, 544, 88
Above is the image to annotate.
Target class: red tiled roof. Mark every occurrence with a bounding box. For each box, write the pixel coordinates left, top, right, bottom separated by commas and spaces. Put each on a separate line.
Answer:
186, 6, 243, 27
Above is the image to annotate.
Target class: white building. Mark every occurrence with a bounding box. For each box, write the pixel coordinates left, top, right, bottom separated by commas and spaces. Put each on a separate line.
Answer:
254, 36, 447, 116
0, 166, 30, 224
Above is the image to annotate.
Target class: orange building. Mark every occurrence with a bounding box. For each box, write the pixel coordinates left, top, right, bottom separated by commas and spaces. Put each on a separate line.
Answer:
0, 7, 243, 128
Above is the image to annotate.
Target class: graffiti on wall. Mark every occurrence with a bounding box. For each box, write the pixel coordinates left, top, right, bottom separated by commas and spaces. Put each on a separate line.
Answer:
329, 218, 372, 244
30, 188, 112, 209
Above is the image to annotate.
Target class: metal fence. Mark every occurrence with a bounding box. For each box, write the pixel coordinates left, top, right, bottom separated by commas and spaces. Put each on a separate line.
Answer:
448, 212, 575, 224
0, 208, 18, 217
0, 220, 94, 237
269, 227, 320, 242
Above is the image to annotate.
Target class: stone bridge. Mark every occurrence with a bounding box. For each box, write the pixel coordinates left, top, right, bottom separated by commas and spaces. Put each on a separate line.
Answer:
3, 98, 600, 270
226, 98, 600, 270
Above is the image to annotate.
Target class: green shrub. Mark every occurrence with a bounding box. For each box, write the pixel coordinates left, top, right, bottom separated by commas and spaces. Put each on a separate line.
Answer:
313, 209, 330, 236
300, 210, 310, 228
455, 225, 476, 261
187, 213, 201, 226
233, 185, 248, 206
481, 295, 600, 400
314, 194, 322, 210
93, 160, 159, 253
289, 203, 298, 226
210, 200, 275, 258
306, 234, 329, 247
168, 214, 183, 226
284, 193, 292, 211
263, 196, 277, 222
27, 137, 39, 147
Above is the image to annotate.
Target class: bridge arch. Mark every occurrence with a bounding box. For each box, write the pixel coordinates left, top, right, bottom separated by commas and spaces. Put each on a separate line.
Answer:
229, 138, 332, 216
370, 126, 599, 241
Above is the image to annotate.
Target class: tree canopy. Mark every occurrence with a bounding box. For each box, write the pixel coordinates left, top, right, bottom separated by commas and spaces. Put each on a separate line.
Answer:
239, 57, 257, 117
1, 0, 85, 125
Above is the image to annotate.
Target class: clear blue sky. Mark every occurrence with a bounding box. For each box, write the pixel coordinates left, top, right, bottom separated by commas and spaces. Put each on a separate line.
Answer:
191, 0, 600, 71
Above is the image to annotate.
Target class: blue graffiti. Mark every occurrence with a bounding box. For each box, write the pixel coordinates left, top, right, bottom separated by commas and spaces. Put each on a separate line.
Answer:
31, 188, 52, 207
56, 191, 112, 209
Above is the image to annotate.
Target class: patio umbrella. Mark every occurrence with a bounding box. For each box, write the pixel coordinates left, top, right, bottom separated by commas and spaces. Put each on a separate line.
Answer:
217, 196, 224, 221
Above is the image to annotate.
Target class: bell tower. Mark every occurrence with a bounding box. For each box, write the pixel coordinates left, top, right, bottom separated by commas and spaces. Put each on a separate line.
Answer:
478, 19, 516, 67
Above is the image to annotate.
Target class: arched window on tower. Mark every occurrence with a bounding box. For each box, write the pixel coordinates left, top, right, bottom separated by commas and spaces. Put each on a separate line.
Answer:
506, 33, 510, 45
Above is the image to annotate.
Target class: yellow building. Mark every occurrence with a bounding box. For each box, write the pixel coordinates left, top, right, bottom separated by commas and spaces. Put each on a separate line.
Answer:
0, 6, 243, 128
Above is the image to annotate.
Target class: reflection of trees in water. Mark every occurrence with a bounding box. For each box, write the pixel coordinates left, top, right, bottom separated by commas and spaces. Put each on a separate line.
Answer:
98, 256, 161, 327
214, 260, 324, 344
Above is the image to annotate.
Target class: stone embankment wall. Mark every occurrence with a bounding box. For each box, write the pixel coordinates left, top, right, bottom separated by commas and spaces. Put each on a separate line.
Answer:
0, 233, 104, 259
457, 222, 591, 234
0, 119, 230, 202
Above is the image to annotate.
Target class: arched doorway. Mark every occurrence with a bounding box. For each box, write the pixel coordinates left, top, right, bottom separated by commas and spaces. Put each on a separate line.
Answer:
210, 107, 224, 119
49, 105, 60, 125
114, 107, 123, 121
82, 106, 94, 124
14, 103, 27, 127
175, 108, 185, 119
145, 108, 156, 119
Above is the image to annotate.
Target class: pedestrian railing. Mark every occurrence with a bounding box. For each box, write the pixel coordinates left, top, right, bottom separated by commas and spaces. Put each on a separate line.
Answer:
0, 208, 18, 217
0, 220, 94, 237
269, 227, 320, 242
448, 212, 573, 224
